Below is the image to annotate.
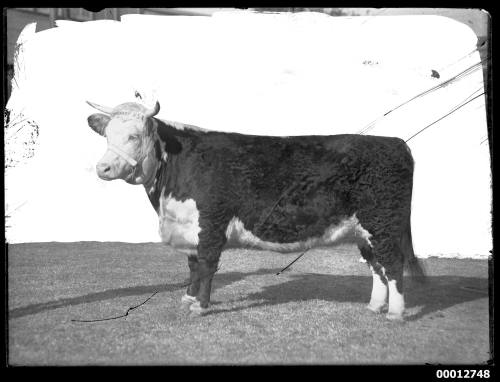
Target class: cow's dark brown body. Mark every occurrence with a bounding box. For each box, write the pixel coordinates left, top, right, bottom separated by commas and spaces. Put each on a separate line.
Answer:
87, 101, 425, 320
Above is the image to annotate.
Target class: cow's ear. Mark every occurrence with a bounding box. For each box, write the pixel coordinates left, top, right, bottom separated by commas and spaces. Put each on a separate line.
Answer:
87, 113, 110, 137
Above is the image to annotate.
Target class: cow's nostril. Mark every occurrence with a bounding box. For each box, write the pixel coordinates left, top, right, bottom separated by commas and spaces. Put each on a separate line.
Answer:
97, 163, 111, 175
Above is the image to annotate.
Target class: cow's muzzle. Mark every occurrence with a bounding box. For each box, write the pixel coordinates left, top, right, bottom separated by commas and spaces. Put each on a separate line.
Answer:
96, 162, 113, 180
96, 144, 138, 181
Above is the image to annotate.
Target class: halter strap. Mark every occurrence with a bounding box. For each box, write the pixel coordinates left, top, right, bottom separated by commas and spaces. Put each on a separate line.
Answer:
108, 144, 138, 167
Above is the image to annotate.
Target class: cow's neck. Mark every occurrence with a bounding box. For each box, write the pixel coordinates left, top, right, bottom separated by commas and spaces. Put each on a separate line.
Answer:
142, 158, 160, 192
143, 118, 196, 213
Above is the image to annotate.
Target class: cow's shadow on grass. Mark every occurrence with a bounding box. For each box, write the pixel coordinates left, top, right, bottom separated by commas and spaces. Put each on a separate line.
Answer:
10, 268, 488, 321
8, 268, 273, 319
209, 270, 489, 321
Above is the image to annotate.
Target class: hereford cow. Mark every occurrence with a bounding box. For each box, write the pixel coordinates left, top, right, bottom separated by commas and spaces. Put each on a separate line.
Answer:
86, 99, 425, 320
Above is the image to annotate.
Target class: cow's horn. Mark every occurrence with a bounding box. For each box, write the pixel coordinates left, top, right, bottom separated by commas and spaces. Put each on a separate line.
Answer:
86, 101, 114, 115
144, 101, 160, 118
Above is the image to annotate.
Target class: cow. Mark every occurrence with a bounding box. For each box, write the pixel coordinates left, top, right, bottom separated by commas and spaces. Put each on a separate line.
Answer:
86, 98, 425, 320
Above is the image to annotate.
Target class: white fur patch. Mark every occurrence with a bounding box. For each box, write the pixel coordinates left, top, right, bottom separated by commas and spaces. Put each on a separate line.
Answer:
189, 301, 209, 316
158, 192, 201, 248
367, 265, 388, 312
387, 279, 405, 320
355, 223, 373, 248
224, 215, 372, 253
181, 294, 198, 305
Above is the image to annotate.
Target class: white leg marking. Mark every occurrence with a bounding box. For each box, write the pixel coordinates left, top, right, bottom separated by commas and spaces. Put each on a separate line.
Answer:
386, 279, 405, 321
181, 294, 198, 306
367, 266, 388, 313
189, 301, 209, 316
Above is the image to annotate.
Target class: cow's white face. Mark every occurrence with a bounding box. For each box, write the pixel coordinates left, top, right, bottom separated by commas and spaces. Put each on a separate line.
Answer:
87, 101, 161, 186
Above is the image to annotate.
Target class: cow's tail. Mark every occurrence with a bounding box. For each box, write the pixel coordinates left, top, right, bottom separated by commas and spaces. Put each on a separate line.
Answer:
401, 213, 427, 283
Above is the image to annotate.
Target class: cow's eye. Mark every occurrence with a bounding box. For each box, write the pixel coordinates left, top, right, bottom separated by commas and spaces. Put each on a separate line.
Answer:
128, 135, 140, 142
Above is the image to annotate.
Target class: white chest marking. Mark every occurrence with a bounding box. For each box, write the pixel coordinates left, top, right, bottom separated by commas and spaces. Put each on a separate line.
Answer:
158, 193, 201, 249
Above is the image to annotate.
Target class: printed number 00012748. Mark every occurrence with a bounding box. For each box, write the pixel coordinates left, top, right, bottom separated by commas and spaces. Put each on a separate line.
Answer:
436, 370, 490, 379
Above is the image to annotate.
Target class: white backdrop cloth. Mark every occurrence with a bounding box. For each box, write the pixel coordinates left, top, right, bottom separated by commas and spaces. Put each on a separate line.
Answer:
5, 11, 491, 258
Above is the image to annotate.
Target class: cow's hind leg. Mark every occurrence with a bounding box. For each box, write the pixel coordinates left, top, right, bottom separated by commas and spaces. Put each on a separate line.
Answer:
385, 270, 405, 321
372, 237, 405, 321
368, 264, 388, 313
181, 255, 200, 306
359, 245, 388, 313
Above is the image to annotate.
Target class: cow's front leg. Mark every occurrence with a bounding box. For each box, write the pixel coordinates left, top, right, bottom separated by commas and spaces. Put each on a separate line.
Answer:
189, 257, 220, 316
181, 254, 200, 306
189, 211, 228, 317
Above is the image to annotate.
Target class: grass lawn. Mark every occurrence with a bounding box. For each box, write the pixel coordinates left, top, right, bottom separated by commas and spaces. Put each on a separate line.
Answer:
7, 242, 491, 365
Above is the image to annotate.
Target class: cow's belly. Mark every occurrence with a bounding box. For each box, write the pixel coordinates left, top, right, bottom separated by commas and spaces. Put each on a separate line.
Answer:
158, 194, 371, 252
225, 216, 371, 252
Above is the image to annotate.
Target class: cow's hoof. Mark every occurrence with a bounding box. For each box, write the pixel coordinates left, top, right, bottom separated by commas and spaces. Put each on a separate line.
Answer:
181, 294, 198, 306
189, 301, 209, 317
366, 303, 387, 313
386, 312, 405, 321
